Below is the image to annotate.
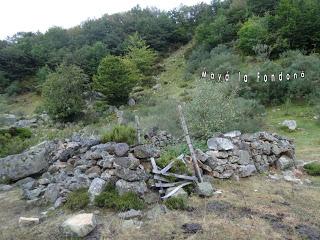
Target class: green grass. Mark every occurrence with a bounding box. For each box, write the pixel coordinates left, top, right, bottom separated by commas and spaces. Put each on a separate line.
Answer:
94, 184, 145, 211
265, 103, 320, 161
303, 161, 320, 176
102, 124, 136, 145
65, 188, 90, 210
164, 197, 188, 210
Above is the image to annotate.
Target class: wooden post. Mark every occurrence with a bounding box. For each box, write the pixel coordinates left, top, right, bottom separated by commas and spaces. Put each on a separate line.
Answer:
177, 105, 203, 183
135, 115, 141, 145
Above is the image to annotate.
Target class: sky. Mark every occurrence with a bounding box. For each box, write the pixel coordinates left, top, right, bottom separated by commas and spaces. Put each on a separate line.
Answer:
0, 0, 211, 40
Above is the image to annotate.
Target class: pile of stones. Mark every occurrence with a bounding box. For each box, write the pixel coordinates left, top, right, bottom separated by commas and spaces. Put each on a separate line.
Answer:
196, 131, 295, 179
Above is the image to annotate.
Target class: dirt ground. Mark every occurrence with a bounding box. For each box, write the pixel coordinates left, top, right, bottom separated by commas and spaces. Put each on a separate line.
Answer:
1, 173, 319, 240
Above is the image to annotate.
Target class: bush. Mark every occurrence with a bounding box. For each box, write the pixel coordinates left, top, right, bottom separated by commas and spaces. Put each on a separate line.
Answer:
102, 125, 136, 145
186, 82, 264, 139
94, 184, 144, 211
304, 162, 320, 176
42, 64, 88, 121
157, 149, 190, 175
65, 188, 90, 210
0, 127, 33, 157
93, 55, 140, 106
164, 197, 188, 210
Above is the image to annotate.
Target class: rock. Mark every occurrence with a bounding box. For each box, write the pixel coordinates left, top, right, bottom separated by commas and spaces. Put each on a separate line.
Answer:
223, 130, 241, 138
146, 204, 168, 220
115, 167, 148, 182
44, 184, 60, 203
195, 149, 209, 162
38, 178, 50, 185
282, 120, 297, 130
283, 171, 302, 184
236, 150, 251, 165
15, 118, 37, 128
90, 143, 111, 152
85, 166, 101, 176
196, 182, 214, 197
22, 187, 44, 200
0, 184, 13, 191
54, 197, 63, 208
114, 143, 129, 157
88, 178, 106, 201
0, 114, 17, 126
114, 156, 140, 170
133, 145, 160, 159
143, 191, 159, 204
128, 98, 136, 106
60, 213, 97, 237
276, 155, 294, 170
19, 217, 40, 226
115, 179, 148, 196
118, 209, 142, 220
182, 223, 202, 234
165, 187, 188, 199
238, 164, 257, 177
15, 177, 35, 187
207, 137, 234, 151
122, 219, 142, 229
0, 141, 55, 181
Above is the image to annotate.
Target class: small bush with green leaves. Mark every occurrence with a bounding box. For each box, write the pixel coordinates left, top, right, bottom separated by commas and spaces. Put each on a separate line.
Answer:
157, 149, 191, 176
304, 162, 320, 176
0, 127, 33, 157
94, 184, 144, 211
102, 125, 136, 145
65, 188, 90, 210
164, 197, 188, 210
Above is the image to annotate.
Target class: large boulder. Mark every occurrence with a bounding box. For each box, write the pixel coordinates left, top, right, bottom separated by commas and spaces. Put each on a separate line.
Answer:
114, 143, 129, 157
0, 141, 55, 181
60, 213, 97, 237
238, 164, 257, 177
276, 155, 294, 170
115, 179, 148, 196
207, 137, 234, 151
115, 167, 148, 182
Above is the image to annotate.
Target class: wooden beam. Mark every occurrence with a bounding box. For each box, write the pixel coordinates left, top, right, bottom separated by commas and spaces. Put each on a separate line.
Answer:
161, 182, 193, 199
177, 105, 203, 182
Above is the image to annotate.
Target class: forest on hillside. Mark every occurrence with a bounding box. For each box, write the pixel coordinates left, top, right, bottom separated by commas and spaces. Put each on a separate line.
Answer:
0, 0, 319, 124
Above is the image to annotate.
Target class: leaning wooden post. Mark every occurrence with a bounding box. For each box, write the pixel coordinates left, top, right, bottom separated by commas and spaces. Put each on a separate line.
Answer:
177, 105, 203, 183
135, 115, 141, 145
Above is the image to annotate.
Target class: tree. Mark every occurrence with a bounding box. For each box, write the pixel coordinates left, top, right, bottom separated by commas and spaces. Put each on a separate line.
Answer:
42, 64, 88, 121
237, 17, 269, 55
124, 33, 157, 85
93, 55, 140, 105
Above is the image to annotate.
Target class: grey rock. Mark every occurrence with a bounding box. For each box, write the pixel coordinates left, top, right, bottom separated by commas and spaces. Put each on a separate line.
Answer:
194, 149, 209, 162
38, 178, 50, 185
19, 217, 40, 226
133, 145, 160, 159
182, 223, 202, 234
97, 156, 114, 169
114, 156, 140, 170
0, 184, 13, 191
146, 204, 168, 220
237, 150, 251, 165
114, 143, 129, 157
15, 118, 37, 128
0, 141, 55, 181
15, 177, 35, 187
0, 114, 17, 126
223, 130, 241, 138
122, 219, 142, 229
196, 182, 214, 197
85, 166, 101, 176
239, 164, 257, 177
282, 120, 297, 130
118, 209, 142, 219
88, 178, 106, 201
207, 137, 234, 151
44, 184, 60, 203
276, 155, 294, 170
128, 98, 136, 106
60, 213, 97, 237
115, 167, 148, 182
22, 187, 44, 200
115, 179, 147, 196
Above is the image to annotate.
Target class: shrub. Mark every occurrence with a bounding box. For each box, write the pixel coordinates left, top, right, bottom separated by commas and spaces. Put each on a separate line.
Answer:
164, 197, 188, 210
304, 162, 320, 176
93, 55, 140, 105
186, 82, 264, 139
65, 188, 90, 210
157, 149, 190, 175
102, 125, 136, 145
94, 184, 144, 211
42, 64, 88, 122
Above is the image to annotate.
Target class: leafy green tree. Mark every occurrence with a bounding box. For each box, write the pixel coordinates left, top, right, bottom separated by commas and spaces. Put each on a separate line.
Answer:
42, 64, 88, 121
247, 0, 280, 16
237, 17, 269, 55
124, 33, 157, 85
93, 55, 140, 105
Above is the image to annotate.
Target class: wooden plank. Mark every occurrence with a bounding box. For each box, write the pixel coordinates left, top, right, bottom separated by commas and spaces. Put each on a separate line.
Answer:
150, 157, 158, 172
135, 115, 141, 144
154, 175, 171, 182
161, 182, 193, 199
177, 105, 203, 183
160, 160, 175, 174
155, 181, 188, 188
152, 169, 197, 181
